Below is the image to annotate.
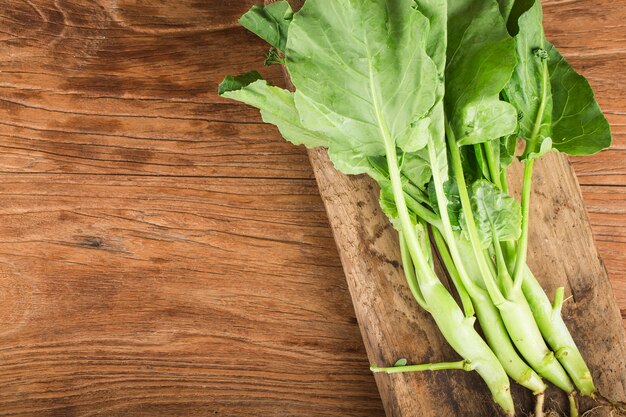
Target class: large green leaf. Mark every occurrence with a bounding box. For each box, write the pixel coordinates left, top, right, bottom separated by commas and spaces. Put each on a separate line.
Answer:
547, 44, 612, 155
445, 0, 518, 146
462, 180, 522, 247
218, 73, 327, 149
285, 0, 438, 173
504, 0, 611, 157
239, 2, 294, 52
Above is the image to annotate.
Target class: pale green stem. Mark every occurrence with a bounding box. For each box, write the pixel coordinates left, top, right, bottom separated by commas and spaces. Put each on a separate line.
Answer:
522, 266, 595, 396
399, 231, 428, 311
419, 219, 435, 270
431, 228, 474, 318
483, 248, 502, 292
483, 139, 516, 280
512, 157, 534, 291
569, 392, 579, 417
535, 392, 545, 417
514, 47, 549, 290
500, 170, 509, 193
371, 360, 473, 374
491, 227, 513, 296
446, 124, 506, 307
473, 143, 491, 181
483, 140, 501, 187
425, 133, 482, 299
404, 191, 442, 230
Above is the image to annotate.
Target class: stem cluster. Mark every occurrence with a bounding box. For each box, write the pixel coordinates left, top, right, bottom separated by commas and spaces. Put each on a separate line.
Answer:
375, 125, 595, 416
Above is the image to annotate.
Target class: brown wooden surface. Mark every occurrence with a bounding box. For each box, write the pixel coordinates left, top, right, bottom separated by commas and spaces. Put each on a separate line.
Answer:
0, 0, 623, 416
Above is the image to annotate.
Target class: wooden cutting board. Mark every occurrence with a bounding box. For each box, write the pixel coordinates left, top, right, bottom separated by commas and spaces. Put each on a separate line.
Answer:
268, 1, 626, 415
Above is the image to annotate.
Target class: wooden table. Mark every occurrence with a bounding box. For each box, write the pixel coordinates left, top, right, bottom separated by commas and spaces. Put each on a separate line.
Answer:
0, 1, 623, 415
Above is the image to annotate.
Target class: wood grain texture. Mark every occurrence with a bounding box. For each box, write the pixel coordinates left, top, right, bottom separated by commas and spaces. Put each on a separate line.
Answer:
0, 1, 383, 415
0, 0, 622, 416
